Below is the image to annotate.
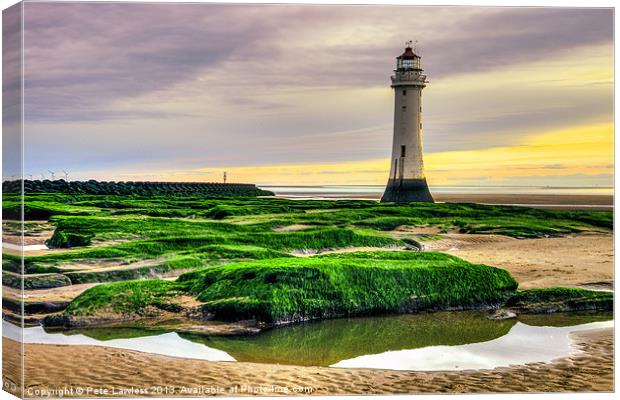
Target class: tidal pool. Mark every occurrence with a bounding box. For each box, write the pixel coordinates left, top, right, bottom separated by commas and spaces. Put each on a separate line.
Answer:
2, 243, 49, 251
3, 311, 612, 371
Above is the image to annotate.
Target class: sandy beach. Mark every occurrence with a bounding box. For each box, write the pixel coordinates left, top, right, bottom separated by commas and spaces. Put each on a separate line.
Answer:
434, 194, 613, 210
2, 327, 613, 397
2, 232, 614, 396
424, 233, 614, 290
268, 193, 613, 211
2, 198, 614, 396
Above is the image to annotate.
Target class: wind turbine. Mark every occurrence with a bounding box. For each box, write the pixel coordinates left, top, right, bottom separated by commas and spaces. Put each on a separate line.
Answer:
62, 170, 69, 182
47, 170, 56, 180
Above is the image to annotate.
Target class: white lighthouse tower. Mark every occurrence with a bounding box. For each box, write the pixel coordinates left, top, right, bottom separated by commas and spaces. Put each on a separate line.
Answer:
381, 42, 433, 203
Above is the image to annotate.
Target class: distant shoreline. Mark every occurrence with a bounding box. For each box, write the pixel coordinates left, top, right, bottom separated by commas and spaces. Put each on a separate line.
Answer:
261, 192, 613, 211
260, 184, 614, 189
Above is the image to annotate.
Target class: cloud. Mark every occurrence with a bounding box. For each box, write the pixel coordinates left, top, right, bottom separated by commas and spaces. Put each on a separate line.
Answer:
16, 4, 613, 187
52, 120, 612, 188
22, 3, 274, 121
3, 4, 24, 177
516, 164, 568, 170
22, 4, 612, 122
424, 7, 613, 78
3, 4, 23, 124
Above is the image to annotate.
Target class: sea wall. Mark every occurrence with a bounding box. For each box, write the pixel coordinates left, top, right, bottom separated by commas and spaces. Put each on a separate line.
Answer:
2, 179, 273, 201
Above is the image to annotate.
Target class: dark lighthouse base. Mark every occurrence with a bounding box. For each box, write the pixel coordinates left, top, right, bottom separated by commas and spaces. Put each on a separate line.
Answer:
380, 178, 434, 203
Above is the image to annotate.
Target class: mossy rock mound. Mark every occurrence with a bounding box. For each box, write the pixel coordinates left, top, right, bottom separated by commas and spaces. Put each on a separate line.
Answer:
505, 287, 613, 313
52, 251, 518, 326
47, 231, 95, 248
66, 280, 186, 316
179, 251, 518, 324
43, 279, 193, 328
2, 271, 71, 290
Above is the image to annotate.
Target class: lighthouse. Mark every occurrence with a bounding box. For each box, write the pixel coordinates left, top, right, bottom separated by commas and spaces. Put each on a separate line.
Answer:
381, 42, 433, 203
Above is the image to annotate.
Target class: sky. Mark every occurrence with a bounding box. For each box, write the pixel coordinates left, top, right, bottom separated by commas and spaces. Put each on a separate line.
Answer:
9, 3, 614, 186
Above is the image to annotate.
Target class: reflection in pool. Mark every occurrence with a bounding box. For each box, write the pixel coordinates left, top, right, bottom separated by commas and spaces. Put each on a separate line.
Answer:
184, 312, 518, 366
3, 311, 612, 371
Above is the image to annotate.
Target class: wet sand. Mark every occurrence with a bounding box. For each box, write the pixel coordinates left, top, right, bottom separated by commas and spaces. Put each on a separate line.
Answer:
4, 283, 99, 304
289, 232, 614, 290
434, 193, 612, 210
422, 233, 613, 290
270, 193, 613, 210
2, 328, 612, 397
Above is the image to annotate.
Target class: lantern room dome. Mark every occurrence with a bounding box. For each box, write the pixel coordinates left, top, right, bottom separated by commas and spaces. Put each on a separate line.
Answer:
398, 46, 418, 59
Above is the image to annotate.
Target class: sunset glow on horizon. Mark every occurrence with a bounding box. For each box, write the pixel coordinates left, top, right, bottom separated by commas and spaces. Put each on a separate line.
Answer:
86, 122, 612, 187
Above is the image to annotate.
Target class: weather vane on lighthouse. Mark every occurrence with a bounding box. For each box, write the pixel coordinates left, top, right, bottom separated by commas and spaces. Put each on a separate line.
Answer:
381, 41, 433, 202
405, 40, 418, 51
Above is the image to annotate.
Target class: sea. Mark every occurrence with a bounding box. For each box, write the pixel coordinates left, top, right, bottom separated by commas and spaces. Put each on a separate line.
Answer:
257, 185, 613, 209
259, 185, 613, 198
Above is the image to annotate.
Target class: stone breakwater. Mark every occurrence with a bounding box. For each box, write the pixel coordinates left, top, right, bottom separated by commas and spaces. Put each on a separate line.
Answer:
3, 179, 273, 198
